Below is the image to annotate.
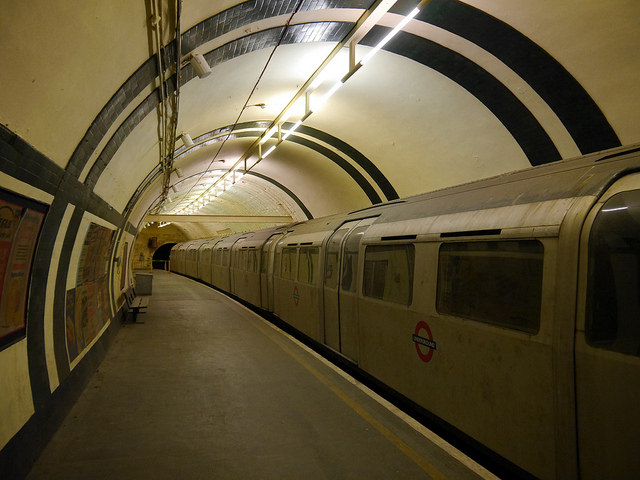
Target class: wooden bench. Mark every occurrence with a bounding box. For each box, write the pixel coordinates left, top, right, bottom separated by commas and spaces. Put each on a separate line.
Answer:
124, 289, 149, 323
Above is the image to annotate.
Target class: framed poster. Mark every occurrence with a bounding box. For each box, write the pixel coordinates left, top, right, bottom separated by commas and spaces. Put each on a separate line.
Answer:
65, 223, 114, 362
0, 188, 47, 350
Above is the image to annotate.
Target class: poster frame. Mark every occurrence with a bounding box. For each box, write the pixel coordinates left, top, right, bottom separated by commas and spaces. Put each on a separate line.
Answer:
0, 187, 47, 352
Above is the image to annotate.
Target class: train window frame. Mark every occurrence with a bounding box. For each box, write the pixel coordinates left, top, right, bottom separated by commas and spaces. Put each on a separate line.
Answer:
247, 250, 258, 274
436, 240, 544, 334
362, 243, 415, 306
281, 247, 298, 281
586, 190, 640, 357
261, 236, 278, 274
341, 226, 368, 293
298, 247, 319, 285
324, 228, 349, 290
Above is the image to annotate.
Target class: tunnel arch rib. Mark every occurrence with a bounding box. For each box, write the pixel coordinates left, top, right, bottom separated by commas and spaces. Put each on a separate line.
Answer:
67, 0, 621, 213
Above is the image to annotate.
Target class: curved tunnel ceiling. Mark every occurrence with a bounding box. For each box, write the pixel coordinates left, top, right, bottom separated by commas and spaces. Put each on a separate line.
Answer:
1, 0, 638, 240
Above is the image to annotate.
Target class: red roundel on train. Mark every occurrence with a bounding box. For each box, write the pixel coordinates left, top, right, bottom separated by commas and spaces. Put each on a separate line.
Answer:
413, 321, 436, 363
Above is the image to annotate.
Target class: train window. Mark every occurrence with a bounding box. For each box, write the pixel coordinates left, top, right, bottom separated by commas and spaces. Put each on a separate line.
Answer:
298, 247, 319, 285
363, 244, 414, 305
437, 241, 543, 333
341, 226, 368, 292
281, 247, 298, 280
222, 249, 230, 267
247, 250, 258, 273
325, 229, 349, 289
234, 250, 244, 270
586, 190, 640, 357
214, 249, 222, 266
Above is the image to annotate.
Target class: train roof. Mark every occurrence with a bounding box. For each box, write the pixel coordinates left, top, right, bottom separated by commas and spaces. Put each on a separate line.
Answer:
350, 144, 640, 225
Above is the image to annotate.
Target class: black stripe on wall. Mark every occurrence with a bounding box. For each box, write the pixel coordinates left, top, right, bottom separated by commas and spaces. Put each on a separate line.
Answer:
245, 171, 314, 220
295, 125, 399, 200
82, 23, 355, 190
177, 121, 395, 202
129, 164, 314, 224
361, 26, 562, 166
0, 126, 132, 408
283, 134, 383, 204
191, 128, 384, 205
51, 207, 85, 383
415, 0, 621, 154
69, 0, 369, 180
26, 200, 66, 408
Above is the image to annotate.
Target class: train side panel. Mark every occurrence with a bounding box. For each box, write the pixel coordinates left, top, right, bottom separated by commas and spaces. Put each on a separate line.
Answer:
574, 172, 640, 479
232, 247, 261, 305
273, 250, 322, 341
357, 241, 557, 479
356, 197, 581, 479
198, 240, 217, 285
273, 229, 330, 342
260, 234, 282, 311
170, 145, 640, 480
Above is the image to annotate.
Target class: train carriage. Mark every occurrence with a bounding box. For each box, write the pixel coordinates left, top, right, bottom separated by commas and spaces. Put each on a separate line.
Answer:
184, 239, 209, 279
197, 238, 220, 285
211, 233, 245, 292
231, 228, 283, 306
170, 241, 194, 275
272, 217, 343, 342
168, 144, 640, 479
259, 229, 287, 311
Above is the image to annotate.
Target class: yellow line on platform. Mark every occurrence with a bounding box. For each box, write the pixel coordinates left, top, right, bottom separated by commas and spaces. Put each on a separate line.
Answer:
251, 320, 449, 480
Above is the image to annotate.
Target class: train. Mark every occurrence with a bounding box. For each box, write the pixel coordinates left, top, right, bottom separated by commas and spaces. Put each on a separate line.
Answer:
169, 144, 640, 479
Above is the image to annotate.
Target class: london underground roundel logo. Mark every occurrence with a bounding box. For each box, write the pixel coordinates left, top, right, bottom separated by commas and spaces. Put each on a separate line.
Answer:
293, 286, 300, 306
412, 320, 436, 362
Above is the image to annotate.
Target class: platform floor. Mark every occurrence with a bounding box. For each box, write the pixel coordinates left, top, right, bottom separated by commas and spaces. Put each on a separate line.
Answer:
27, 271, 495, 480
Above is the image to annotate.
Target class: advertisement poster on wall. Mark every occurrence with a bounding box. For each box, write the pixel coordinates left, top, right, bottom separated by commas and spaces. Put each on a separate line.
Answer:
65, 223, 114, 363
0, 190, 46, 351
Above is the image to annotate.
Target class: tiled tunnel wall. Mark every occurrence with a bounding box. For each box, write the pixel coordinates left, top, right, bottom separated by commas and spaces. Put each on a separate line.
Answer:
0, 0, 631, 477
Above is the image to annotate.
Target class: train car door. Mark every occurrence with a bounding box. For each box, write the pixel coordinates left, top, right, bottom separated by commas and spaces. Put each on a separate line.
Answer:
323, 218, 375, 361
323, 224, 352, 351
228, 237, 246, 295
575, 174, 640, 479
209, 240, 222, 286
260, 234, 281, 311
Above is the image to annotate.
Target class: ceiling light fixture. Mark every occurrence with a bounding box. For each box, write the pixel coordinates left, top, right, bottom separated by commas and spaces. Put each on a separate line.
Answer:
190, 53, 212, 79
179, 132, 194, 147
